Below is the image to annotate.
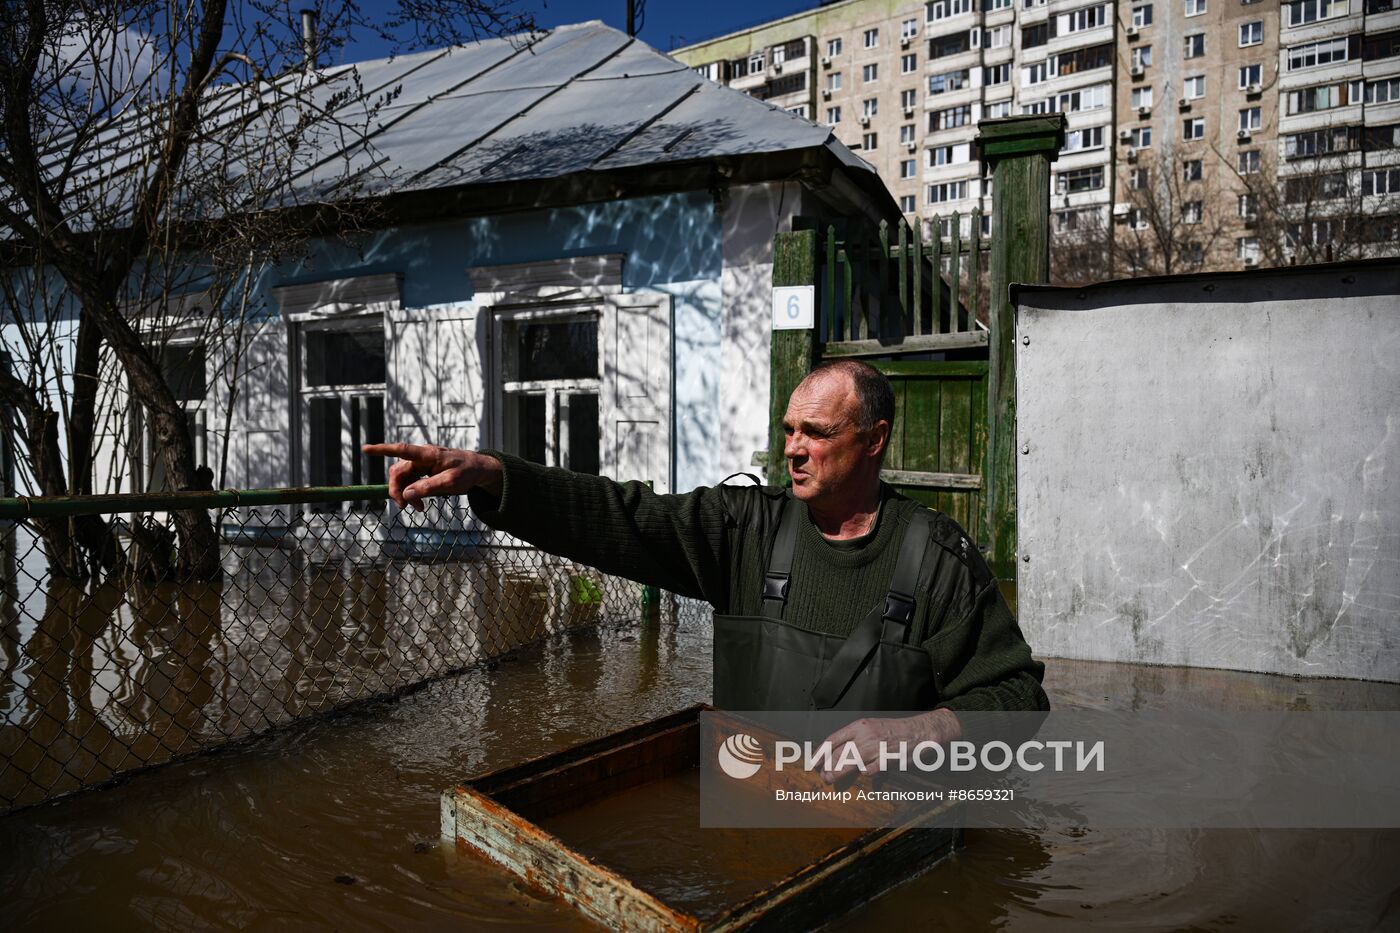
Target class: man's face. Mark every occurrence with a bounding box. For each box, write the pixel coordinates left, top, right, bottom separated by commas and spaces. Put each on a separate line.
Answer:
782, 372, 885, 504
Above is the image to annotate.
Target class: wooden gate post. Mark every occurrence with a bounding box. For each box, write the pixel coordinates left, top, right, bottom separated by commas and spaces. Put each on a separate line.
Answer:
976, 115, 1065, 583
767, 229, 819, 486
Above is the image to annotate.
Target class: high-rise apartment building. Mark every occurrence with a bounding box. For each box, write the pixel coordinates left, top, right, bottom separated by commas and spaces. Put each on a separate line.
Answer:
673, 0, 1400, 276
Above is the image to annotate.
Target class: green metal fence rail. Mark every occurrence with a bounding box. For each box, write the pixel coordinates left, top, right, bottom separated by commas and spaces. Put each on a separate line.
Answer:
0, 485, 391, 519
0, 486, 702, 816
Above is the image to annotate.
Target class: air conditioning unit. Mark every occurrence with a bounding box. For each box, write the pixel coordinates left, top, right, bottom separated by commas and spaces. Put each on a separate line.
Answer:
1246, 83, 1262, 95
900, 36, 910, 48
1243, 214, 1258, 228
859, 115, 871, 126
821, 88, 831, 99
1112, 202, 1131, 217
905, 140, 917, 151
1126, 26, 1140, 40
1178, 97, 1190, 110
1138, 105, 1151, 116
903, 106, 915, 117
1118, 128, 1134, 141
1126, 147, 1138, 162
1237, 129, 1251, 140
1242, 256, 1258, 267
821, 56, 832, 67
1129, 64, 1145, 78
773, 61, 783, 73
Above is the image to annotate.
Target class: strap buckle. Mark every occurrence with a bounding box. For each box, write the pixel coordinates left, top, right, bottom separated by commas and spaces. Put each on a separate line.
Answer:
882, 591, 915, 626
762, 573, 790, 602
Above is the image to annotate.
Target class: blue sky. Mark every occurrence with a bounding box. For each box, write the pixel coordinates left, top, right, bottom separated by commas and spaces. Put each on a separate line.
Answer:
340, 0, 819, 59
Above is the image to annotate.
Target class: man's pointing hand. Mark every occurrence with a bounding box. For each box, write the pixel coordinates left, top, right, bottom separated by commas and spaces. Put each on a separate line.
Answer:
361, 444, 503, 511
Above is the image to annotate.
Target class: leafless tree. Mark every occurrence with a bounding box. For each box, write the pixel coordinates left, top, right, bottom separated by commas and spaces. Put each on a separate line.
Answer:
0, 1, 534, 579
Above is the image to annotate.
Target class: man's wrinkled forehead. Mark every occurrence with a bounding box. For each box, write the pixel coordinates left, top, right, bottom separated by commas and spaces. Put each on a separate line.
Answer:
789, 370, 859, 424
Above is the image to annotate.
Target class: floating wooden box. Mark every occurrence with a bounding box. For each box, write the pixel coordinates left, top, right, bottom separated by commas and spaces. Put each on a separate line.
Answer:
440, 705, 961, 932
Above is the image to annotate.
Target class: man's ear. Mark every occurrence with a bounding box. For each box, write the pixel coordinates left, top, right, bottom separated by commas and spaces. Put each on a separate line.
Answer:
867, 420, 891, 459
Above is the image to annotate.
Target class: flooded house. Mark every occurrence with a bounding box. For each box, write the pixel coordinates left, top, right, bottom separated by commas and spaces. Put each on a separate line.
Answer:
68, 20, 899, 544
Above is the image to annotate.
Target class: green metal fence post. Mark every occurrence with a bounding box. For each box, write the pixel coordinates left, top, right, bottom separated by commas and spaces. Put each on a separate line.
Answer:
768, 229, 819, 486
975, 114, 1065, 585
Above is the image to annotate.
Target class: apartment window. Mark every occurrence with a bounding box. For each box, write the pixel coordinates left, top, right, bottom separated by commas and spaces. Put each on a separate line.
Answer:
786, 104, 809, 118
498, 313, 600, 475
902, 18, 920, 40
1183, 201, 1203, 224
1127, 208, 1149, 230
1132, 46, 1153, 69
1184, 34, 1205, 59
826, 106, 842, 124
1023, 99, 1050, 114
902, 53, 919, 73
1184, 117, 1205, 139
1362, 168, 1400, 196
1285, 125, 1361, 158
1186, 242, 1205, 265
1022, 23, 1048, 49
1239, 21, 1263, 47
1056, 84, 1110, 112
1287, 38, 1350, 71
864, 63, 879, 82
1184, 75, 1206, 99
862, 131, 879, 149
1237, 237, 1260, 262
986, 99, 1012, 117
930, 104, 971, 130
930, 68, 971, 93
1057, 166, 1105, 192
1238, 150, 1260, 174
899, 159, 917, 179
1129, 167, 1149, 189
828, 72, 843, 91
1062, 5, 1107, 32
1238, 194, 1258, 218
1364, 123, 1400, 151
930, 30, 973, 59
1133, 4, 1153, 27
1286, 172, 1349, 201
1286, 0, 1350, 27
862, 98, 879, 117
1131, 87, 1153, 109
1062, 126, 1106, 152
749, 53, 765, 73
1364, 30, 1400, 61
1239, 107, 1261, 132
1239, 64, 1262, 89
927, 180, 970, 202
1364, 77, 1400, 103
983, 63, 1010, 86
1059, 42, 1114, 76
901, 88, 918, 110
864, 28, 879, 48
300, 324, 387, 499
927, 0, 974, 21
984, 25, 1012, 49
1185, 0, 1206, 15
1132, 126, 1153, 147
827, 37, 843, 57
900, 194, 918, 213
985, 0, 1013, 10
1023, 61, 1049, 86
1183, 159, 1202, 181
927, 143, 971, 165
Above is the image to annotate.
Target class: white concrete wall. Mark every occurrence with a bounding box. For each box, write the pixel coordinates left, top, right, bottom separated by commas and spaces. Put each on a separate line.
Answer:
1015, 263, 1400, 682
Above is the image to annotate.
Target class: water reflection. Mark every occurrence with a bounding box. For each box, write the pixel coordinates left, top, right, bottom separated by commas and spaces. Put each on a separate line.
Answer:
0, 542, 649, 812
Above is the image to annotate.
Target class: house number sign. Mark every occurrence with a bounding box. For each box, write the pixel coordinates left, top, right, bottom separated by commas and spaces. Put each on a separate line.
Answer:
771, 286, 814, 330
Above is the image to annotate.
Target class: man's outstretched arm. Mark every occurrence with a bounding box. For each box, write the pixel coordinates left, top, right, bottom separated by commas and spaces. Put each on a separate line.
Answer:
362, 444, 734, 605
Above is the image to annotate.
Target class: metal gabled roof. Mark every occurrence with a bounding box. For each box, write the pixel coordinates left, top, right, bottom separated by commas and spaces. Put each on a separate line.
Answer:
4, 20, 892, 240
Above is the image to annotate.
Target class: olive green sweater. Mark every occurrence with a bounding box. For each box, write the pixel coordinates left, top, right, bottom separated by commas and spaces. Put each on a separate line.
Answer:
467, 453, 1048, 714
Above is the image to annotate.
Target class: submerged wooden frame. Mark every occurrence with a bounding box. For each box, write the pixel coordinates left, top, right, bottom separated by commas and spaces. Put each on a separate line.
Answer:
441, 705, 962, 932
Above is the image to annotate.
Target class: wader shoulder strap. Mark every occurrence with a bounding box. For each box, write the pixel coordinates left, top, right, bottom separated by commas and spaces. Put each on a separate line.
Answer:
761, 494, 804, 620
809, 509, 933, 709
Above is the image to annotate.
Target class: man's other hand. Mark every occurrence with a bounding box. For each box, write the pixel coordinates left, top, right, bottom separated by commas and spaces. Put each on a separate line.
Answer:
819, 708, 962, 783
361, 444, 503, 511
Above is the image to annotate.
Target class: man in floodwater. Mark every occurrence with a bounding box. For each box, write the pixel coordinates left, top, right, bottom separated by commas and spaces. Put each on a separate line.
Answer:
364, 360, 1047, 769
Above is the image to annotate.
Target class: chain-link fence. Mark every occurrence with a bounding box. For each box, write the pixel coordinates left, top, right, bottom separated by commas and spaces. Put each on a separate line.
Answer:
0, 485, 706, 814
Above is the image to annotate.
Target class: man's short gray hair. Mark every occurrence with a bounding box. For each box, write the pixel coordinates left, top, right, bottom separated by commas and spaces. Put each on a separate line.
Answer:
803, 359, 895, 434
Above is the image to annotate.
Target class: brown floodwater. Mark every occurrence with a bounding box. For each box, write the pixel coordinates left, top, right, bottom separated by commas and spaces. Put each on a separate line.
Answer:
1, 616, 1398, 932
